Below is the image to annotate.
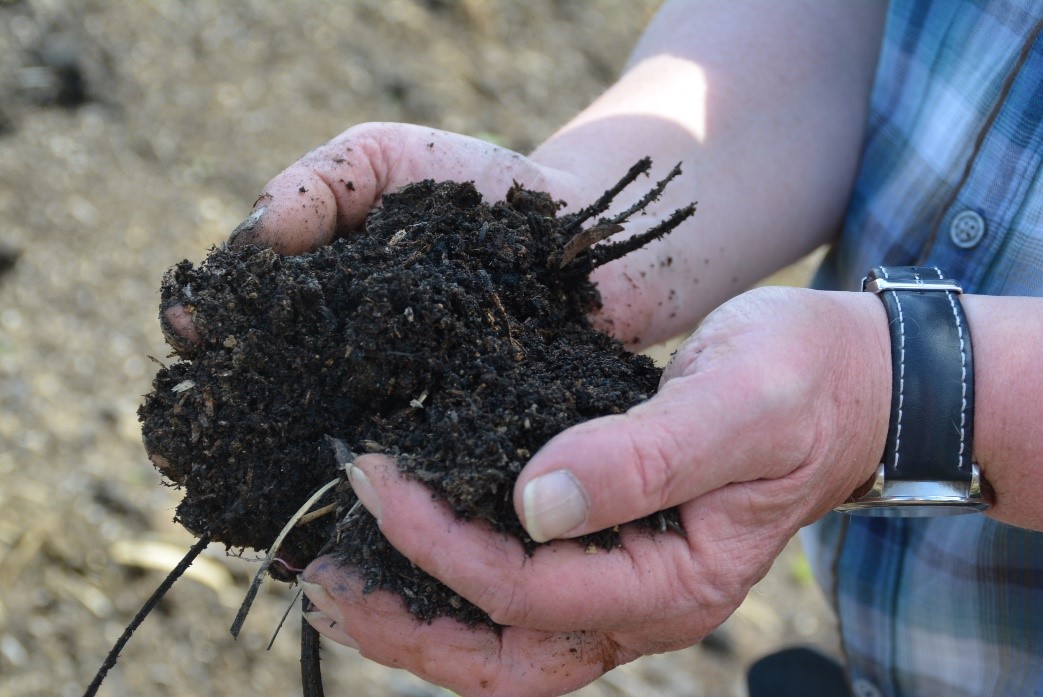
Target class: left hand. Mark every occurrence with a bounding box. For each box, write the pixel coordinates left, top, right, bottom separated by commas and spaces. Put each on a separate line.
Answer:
301, 286, 892, 697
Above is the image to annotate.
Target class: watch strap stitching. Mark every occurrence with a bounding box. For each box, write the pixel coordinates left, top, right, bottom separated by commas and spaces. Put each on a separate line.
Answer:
880, 266, 907, 471
926, 264, 970, 472
940, 274, 970, 472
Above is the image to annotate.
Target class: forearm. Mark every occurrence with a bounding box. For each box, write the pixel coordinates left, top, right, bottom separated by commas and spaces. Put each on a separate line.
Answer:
963, 295, 1043, 530
531, 0, 886, 346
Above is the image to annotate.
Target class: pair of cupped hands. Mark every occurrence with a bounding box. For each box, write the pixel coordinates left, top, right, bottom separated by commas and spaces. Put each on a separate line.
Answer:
160, 123, 890, 697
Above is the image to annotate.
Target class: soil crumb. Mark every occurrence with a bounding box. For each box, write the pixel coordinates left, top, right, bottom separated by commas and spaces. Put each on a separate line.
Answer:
140, 163, 691, 625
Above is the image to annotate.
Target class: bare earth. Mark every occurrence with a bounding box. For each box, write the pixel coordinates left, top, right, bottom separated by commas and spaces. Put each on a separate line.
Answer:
0, 2, 838, 695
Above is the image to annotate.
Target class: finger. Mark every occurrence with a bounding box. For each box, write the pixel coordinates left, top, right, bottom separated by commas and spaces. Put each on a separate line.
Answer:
228, 122, 546, 254
343, 454, 712, 631
301, 558, 619, 697
301, 597, 359, 650
159, 302, 201, 353
513, 350, 815, 542
228, 170, 339, 254
226, 134, 377, 254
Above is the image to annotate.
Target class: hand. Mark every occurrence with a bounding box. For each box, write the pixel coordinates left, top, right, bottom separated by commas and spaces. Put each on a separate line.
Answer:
224, 122, 570, 254
160, 121, 588, 346
301, 286, 892, 697
161, 121, 710, 351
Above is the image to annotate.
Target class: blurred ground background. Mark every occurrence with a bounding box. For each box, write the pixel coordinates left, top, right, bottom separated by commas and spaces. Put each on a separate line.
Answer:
0, 1, 836, 695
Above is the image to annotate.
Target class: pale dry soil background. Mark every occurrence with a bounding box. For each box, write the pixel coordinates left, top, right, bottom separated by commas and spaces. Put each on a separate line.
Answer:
0, 1, 836, 695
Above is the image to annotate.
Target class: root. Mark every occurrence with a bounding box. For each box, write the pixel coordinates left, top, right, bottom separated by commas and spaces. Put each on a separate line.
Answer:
230, 478, 340, 639
83, 532, 212, 697
600, 161, 685, 229
267, 586, 304, 650
298, 503, 338, 525
563, 157, 652, 234
301, 610, 326, 697
557, 161, 695, 274
586, 202, 696, 272
489, 291, 523, 359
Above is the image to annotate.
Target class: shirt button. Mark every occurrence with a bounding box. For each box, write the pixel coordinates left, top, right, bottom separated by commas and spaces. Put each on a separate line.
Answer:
949, 209, 986, 248
852, 678, 884, 697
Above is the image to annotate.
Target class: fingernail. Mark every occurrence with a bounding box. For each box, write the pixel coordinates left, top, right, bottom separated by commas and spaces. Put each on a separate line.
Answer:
159, 303, 201, 356
303, 611, 359, 650
300, 581, 346, 624
522, 470, 588, 543
228, 205, 267, 245
348, 465, 382, 521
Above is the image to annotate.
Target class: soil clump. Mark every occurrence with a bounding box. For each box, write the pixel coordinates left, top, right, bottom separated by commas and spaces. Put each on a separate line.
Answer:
139, 162, 692, 626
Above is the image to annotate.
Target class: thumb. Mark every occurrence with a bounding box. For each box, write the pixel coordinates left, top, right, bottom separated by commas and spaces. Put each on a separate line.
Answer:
226, 125, 391, 254
226, 122, 549, 255
514, 371, 754, 543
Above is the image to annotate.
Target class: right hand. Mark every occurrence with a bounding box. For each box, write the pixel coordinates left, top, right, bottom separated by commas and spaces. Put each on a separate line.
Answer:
298, 284, 891, 697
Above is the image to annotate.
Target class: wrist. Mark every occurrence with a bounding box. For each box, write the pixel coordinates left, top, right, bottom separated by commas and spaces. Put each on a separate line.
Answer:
838, 269, 998, 517
961, 295, 1043, 529
834, 290, 893, 502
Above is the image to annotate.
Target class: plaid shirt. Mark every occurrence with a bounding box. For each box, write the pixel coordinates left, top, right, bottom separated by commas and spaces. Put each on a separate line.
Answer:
804, 1, 1043, 695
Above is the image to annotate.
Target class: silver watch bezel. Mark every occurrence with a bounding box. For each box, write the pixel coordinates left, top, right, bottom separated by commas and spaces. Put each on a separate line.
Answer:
836, 463, 988, 517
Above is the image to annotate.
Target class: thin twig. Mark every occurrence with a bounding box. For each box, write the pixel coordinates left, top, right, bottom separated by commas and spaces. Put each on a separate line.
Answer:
267, 586, 304, 650
298, 503, 338, 525
558, 223, 624, 268
564, 157, 652, 234
586, 203, 697, 271
230, 478, 340, 638
559, 161, 691, 272
83, 533, 212, 697
602, 162, 684, 228
489, 291, 523, 357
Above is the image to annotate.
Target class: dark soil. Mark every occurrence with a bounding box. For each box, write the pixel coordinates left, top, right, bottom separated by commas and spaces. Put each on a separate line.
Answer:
139, 163, 691, 626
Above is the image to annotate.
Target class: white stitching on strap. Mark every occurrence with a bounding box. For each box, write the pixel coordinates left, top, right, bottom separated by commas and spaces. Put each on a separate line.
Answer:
881, 267, 905, 470
934, 266, 969, 470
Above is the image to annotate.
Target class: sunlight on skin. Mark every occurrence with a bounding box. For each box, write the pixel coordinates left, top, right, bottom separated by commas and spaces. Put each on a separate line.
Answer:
563, 55, 708, 145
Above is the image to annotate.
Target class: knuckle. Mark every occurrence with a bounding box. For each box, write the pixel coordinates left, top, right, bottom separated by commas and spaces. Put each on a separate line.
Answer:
626, 424, 683, 511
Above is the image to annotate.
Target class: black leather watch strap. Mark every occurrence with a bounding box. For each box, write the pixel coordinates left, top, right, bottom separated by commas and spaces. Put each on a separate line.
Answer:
864, 266, 975, 483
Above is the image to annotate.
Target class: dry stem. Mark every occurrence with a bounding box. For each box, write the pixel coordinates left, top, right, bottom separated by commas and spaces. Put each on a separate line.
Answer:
557, 161, 695, 273
230, 478, 340, 639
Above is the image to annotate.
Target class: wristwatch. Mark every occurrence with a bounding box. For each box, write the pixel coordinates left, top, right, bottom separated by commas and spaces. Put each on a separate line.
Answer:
836, 266, 989, 516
